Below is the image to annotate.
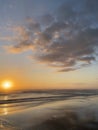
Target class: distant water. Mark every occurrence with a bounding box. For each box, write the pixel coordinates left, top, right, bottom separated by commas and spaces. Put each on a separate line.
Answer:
0, 89, 98, 130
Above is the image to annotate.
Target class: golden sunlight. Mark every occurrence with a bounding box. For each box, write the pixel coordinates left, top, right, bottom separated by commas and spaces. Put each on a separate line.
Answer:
1, 81, 13, 90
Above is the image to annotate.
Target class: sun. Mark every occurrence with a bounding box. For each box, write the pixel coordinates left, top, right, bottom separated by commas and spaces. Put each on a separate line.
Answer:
1, 81, 13, 90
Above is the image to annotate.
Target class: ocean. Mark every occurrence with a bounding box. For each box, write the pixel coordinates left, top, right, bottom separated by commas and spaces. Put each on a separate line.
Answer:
0, 89, 98, 130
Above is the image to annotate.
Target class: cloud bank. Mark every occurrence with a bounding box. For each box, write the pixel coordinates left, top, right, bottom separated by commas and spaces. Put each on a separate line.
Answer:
3, 0, 98, 72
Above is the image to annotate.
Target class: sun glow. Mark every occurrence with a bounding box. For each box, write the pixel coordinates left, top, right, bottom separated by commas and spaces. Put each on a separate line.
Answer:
1, 81, 13, 90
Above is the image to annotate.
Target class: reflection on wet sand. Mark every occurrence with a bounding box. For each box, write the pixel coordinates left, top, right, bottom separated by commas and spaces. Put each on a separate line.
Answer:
32, 111, 98, 130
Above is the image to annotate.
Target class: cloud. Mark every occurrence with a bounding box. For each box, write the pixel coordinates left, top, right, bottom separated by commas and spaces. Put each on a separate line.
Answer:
58, 68, 79, 72
3, 26, 35, 53
2, 0, 98, 72
40, 14, 54, 26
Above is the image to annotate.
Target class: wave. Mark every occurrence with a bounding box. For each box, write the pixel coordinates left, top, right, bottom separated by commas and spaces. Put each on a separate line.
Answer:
0, 89, 98, 105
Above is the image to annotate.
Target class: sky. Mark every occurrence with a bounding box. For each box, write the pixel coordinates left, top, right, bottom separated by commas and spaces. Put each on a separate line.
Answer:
0, 0, 98, 90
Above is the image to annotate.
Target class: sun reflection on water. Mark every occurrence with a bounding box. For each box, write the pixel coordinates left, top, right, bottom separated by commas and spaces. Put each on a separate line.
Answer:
3, 105, 8, 115
3, 96, 8, 115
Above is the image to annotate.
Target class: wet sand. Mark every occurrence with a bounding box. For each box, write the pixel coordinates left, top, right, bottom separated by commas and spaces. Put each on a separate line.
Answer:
0, 95, 98, 130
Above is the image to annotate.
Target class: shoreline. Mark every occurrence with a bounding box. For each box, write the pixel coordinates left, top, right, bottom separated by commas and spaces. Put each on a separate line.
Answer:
0, 95, 98, 129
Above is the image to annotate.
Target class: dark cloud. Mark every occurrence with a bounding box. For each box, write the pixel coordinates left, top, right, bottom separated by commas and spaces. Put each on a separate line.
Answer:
79, 56, 95, 63
58, 67, 78, 72
4, 0, 98, 72
40, 14, 54, 26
